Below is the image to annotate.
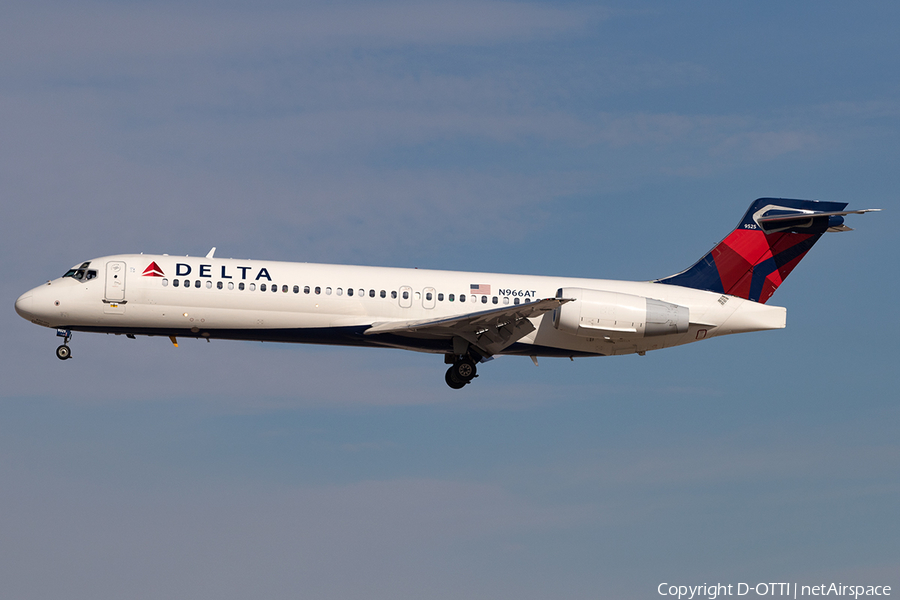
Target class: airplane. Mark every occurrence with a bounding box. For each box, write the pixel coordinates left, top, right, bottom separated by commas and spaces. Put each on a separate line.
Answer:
15, 198, 878, 389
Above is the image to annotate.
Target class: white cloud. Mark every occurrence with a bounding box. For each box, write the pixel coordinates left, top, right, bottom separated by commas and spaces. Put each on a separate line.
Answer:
1, 1, 604, 66
549, 429, 900, 491
0, 468, 591, 600
712, 130, 823, 161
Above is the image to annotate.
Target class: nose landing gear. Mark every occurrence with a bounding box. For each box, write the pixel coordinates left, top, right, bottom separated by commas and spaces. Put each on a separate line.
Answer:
55, 329, 72, 360
445, 356, 477, 389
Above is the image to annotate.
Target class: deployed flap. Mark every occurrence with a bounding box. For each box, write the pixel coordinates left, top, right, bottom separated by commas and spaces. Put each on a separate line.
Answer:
365, 297, 571, 356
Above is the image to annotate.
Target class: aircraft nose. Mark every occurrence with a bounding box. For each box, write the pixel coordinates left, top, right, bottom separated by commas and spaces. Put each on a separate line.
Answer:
15, 291, 34, 320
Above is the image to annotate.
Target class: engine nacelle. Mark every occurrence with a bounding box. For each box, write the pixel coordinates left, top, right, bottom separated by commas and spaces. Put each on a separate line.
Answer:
553, 287, 689, 338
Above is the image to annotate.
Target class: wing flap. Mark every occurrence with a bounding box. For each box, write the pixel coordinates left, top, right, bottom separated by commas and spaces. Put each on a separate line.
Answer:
364, 297, 571, 355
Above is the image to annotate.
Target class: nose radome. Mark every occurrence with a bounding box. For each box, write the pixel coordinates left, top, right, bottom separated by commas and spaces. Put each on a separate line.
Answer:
15, 291, 34, 320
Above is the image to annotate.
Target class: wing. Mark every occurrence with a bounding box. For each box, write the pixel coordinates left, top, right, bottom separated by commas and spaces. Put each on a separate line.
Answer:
364, 297, 571, 356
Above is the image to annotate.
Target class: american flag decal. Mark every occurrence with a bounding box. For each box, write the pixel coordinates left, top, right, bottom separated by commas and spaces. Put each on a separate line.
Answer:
470, 284, 491, 294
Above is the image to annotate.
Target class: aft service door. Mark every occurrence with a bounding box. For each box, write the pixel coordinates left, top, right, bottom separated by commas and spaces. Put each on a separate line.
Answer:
423, 287, 436, 309
105, 261, 126, 301
399, 286, 412, 308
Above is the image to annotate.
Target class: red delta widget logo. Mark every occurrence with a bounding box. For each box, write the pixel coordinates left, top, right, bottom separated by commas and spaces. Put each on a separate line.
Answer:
142, 262, 165, 277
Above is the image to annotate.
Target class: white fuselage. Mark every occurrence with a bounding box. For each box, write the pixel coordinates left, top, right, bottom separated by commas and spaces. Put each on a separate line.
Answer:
15, 253, 786, 358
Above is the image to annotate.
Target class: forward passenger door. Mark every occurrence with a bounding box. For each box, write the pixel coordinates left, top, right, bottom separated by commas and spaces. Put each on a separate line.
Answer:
104, 261, 126, 302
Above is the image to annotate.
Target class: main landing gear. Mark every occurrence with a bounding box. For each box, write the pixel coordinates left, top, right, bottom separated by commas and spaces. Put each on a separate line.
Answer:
445, 355, 478, 389
56, 329, 72, 360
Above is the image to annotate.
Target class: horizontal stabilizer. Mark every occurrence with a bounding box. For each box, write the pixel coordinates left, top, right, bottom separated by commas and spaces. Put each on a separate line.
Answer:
755, 206, 880, 233
756, 208, 880, 223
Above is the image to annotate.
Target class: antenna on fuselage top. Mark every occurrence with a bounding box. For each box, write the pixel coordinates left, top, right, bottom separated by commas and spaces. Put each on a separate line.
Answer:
206, 247, 216, 259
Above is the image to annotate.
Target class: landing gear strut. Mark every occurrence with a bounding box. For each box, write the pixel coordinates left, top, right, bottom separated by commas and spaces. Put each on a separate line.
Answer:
445, 356, 477, 389
56, 329, 72, 360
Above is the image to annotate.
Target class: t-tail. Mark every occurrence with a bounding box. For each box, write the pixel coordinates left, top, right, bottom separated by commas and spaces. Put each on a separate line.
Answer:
655, 198, 880, 304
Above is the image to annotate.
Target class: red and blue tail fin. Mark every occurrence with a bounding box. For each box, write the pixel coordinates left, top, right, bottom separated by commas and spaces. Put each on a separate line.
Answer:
655, 198, 873, 304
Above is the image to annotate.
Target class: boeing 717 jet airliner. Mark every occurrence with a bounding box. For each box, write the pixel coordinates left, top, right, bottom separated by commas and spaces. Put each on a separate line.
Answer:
16, 198, 878, 388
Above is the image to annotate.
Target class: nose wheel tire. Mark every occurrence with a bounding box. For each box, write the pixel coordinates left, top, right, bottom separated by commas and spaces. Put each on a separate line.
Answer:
56, 344, 72, 360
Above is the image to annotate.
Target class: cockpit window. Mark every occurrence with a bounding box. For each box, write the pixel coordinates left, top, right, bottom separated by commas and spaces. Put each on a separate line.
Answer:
63, 262, 96, 281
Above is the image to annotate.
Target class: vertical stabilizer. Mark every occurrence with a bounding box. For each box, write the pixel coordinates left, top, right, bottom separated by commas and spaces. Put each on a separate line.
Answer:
655, 198, 850, 303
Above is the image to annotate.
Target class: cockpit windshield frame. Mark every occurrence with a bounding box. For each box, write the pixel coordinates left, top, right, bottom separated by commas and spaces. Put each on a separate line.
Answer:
63, 261, 98, 281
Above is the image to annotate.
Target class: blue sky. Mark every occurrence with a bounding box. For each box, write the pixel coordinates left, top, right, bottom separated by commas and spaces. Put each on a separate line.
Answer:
2, 2, 898, 598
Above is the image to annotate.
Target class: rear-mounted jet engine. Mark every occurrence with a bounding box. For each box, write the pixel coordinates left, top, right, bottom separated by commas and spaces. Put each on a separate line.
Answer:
553, 288, 689, 339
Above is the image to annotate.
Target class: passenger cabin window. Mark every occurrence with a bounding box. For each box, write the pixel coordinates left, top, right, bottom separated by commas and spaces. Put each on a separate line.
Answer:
391, 291, 397, 299
261, 284, 267, 292
282, 285, 288, 293
402, 291, 409, 300
369, 290, 375, 298
173, 279, 180, 287
380, 290, 386, 298
425, 292, 433, 301
481, 296, 487, 303
514, 297, 520, 305
492, 296, 498, 304
326, 287, 332, 295
449, 294, 454, 301
304, 286, 310, 294
438, 293, 444, 301
460, 294, 466, 302
206, 281, 212, 289
249, 283, 256, 291
293, 285, 299, 293
217, 281, 223, 289
194, 280, 201, 289
315, 287, 321, 295
228, 282, 234, 290
239, 282, 245, 290
348, 288, 354, 296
